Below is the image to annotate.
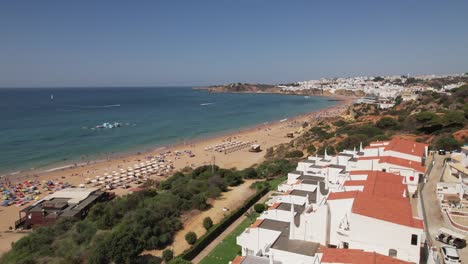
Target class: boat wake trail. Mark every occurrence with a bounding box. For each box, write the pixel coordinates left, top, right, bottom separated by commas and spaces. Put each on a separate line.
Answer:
64, 104, 121, 109
200, 103, 214, 106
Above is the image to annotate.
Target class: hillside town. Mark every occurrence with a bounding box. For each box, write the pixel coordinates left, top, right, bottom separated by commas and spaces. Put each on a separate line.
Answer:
280, 73, 468, 99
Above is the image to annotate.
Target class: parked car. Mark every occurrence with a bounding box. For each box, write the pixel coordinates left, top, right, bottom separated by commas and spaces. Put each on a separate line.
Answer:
436, 228, 467, 249
439, 149, 446, 155
441, 246, 461, 264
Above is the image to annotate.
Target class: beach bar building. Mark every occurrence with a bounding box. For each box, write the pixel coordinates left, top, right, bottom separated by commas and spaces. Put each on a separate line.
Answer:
16, 187, 112, 229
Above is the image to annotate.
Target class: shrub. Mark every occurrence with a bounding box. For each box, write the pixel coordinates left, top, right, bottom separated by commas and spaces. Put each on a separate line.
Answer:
307, 145, 316, 154
202, 217, 213, 231
242, 167, 258, 179
185, 232, 197, 245
162, 249, 174, 262
254, 203, 266, 213
168, 257, 192, 264
285, 150, 303, 158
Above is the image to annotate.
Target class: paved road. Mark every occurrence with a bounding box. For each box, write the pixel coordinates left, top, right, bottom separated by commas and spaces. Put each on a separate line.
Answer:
422, 153, 468, 263
192, 191, 274, 264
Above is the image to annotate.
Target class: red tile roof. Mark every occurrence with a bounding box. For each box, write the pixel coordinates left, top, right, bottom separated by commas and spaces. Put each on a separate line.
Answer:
269, 203, 280, 210
349, 170, 372, 175
357, 156, 380, 160
338, 171, 423, 229
382, 138, 427, 157
344, 180, 367, 186
250, 219, 264, 228
361, 171, 407, 200
232, 256, 245, 264
327, 191, 359, 200
352, 192, 423, 229
379, 156, 425, 173
320, 248, 411, 264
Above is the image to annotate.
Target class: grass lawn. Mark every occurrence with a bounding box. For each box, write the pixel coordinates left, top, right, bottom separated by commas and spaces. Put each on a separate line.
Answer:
199, 214, 258, 264
267, 175, 287, 190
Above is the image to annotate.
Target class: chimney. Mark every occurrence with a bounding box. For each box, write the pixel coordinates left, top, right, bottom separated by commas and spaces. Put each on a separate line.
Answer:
269, 253, 274, 264
305, 193, 310, 208
403, 189, 407, 198
289, 203, 295, 238
359, 142, 363, 153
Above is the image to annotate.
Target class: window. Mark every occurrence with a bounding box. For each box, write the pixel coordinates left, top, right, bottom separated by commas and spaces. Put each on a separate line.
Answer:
389, 249, 397, 257
343, 242, 349, 249
382, 169, 386, 172
409, 176, 415, 181
411, 234, 418, 245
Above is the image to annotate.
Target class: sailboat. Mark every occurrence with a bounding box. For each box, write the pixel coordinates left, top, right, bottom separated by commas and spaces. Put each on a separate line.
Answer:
50, 94, 54, 101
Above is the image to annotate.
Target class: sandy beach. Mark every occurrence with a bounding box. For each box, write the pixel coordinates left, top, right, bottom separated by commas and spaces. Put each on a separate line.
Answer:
0, 96, 353, 255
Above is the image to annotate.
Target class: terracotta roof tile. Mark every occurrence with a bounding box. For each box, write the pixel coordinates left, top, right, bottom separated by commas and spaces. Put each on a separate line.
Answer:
327, 191, 359, 200
379, 156, 425, 173
382, 138, 427, 157
320, 248, 411, 264
352, 193, 423, 229
250, 219, 264, 228
232, 256, 245, 264
269, 203, 280, 210
344, 180, 367, 186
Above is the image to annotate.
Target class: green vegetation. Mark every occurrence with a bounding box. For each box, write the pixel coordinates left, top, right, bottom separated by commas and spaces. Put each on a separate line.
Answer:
185, 232, 198, 245
198, 212, 259, 264
163, 249, 174, 262
168, 258, 192, 264
203, 217, 213, 231
1, 165, 249, 264
307, 144, 316, 154
435, 135, 462, 151
376, 117, 399, 130
285, 150, 303, 158
254, 203, 266, 213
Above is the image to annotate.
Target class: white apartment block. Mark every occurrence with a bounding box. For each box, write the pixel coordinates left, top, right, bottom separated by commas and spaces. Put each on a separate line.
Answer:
233, 138, 427, 264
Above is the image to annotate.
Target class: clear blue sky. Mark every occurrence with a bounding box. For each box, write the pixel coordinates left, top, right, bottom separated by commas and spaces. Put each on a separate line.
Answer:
1, 0, 468, 87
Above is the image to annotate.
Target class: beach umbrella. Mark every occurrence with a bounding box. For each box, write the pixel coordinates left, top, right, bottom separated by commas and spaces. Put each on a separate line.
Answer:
91, 179, 97, 183
113, 176, 119, 180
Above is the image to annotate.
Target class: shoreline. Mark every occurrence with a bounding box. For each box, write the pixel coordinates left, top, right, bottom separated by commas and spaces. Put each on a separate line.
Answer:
1, 94, 349, 181
0, 95, 353, 255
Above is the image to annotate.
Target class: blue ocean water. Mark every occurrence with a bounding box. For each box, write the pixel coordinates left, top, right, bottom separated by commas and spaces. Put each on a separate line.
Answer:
0, 87, 336, 174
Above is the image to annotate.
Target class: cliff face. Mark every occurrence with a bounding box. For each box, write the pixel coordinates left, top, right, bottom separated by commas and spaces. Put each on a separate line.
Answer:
196, 83, 282, 93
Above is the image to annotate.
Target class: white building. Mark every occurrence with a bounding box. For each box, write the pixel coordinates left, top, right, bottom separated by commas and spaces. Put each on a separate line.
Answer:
234, 138, 427, 264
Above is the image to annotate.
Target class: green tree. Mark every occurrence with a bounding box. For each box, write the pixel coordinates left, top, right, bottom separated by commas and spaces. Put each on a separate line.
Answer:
307, 144, 316, 154
162, 249, 174, 263
202, 217, 213, 231
376, 117, 399, 130
185, 232, 197, 245
242, 167, 258, 179
254, 203, 266, 213
442, 111, 465, 127
435, 136, 462, 151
